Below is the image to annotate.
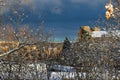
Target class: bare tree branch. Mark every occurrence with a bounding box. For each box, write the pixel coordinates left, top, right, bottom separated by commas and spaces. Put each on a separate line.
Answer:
0, 41, 39, 57
0, 44, 24, 57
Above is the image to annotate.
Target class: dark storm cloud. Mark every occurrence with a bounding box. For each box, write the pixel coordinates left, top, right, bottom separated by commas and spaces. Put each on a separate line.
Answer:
2, 0, 108, 41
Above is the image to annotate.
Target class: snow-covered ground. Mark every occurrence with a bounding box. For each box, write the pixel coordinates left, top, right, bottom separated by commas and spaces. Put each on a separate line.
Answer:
50, 71, 120, 80
49, 65, 76, 72
50, 72, 86, 80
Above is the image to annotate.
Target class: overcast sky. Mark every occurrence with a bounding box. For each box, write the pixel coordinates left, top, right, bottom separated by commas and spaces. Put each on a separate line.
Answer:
2, 0, 108, 42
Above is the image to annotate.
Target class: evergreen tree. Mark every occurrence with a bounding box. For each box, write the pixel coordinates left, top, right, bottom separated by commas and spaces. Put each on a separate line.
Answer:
62, 37, 71, 50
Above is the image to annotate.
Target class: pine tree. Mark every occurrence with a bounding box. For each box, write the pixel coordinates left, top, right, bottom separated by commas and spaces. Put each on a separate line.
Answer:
62, 37, 71, 51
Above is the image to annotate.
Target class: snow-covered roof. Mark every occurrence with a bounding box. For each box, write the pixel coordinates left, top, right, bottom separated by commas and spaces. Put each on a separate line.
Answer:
91, 31, 108, 37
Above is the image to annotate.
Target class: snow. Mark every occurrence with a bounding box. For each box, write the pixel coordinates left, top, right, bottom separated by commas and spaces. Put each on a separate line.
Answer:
50, 65, 76, 72
110, 30, 120, 37
50, 72, 86, 80
91, 31, 108, 37
91, 30, 120, 37
0, 62, 48, 80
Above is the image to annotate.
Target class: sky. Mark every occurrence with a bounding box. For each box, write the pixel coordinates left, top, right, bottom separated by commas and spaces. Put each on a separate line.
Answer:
1, 0, 108, 42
